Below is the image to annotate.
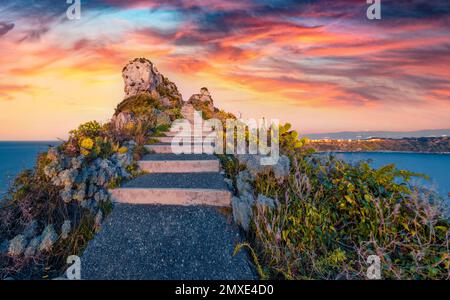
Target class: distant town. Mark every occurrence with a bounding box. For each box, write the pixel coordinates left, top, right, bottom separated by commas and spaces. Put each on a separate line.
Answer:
307, 136, 450, 154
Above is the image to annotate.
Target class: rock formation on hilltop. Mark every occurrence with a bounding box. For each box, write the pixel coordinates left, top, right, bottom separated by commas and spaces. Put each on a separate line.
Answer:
122, 58, 183, 109
188, 87, 215, 111
112, 58, 184, 130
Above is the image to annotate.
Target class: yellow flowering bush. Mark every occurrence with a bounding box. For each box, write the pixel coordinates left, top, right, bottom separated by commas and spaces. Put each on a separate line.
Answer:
80, 138, 94, 150
70, 121, 102, 138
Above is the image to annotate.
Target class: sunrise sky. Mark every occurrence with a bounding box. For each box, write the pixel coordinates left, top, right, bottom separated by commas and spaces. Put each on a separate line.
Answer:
0, 0, 449, 140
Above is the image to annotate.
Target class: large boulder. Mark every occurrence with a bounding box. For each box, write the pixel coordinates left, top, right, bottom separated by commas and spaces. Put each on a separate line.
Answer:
122, 58, 182, 108
188, 87, 215, 111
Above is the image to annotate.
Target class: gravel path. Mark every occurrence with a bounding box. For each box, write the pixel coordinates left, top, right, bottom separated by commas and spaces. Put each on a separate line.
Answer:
81, 204, 257, 280
123, 173, 229, 190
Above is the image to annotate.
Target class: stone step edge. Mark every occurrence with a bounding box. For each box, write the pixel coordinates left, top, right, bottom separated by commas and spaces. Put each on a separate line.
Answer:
137, 160, 220, 173
109, 188, 231, 207
162, 132, 217, 137
156, 137, 215, 143
144, 143, 214, 154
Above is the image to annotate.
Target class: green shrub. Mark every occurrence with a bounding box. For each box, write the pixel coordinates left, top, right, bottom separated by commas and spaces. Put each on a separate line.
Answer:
115, 93, 163, 115
247, 155, 450, 279
219, 123, 449, 279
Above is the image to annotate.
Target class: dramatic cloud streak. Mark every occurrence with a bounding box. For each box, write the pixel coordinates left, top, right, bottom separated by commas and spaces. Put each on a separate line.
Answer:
0, 0, 449, 140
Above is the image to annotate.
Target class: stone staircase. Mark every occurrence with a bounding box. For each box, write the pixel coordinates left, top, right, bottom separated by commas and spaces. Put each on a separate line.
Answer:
109, 104, 231, 206
81, 104, 256, 280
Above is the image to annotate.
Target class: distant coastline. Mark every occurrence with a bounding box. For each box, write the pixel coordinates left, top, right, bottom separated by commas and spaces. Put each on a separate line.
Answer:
305, 129, 450, 140
317, 150, 450, 155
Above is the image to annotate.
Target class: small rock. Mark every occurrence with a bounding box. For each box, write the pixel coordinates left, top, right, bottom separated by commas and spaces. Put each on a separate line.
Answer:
257, 194, 276, 210
73, 185, 86, 202
273, 155, 291, 181
8, 235, 26, 257
224, 178, 233, 190
60, 188, 73, 203
231, 197, 253, 232
71, 156, 84, 170
61, 220, 71, 240
236, 170, 253, 196
24, 236, 41, 257
39, 225, 58, 252
237, 154, 291, 182
58, 169, 78, 188
94, 211, 103, 231
23, 220, 38, 239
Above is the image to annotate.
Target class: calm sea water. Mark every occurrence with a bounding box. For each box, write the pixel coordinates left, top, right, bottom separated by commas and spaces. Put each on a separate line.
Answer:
321, 152, 450, 200
0, 141, 60, 195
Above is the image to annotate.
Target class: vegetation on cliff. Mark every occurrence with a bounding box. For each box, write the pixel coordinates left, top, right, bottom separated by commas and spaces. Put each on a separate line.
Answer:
193, 98, 450, 280
222, 131, 450, 279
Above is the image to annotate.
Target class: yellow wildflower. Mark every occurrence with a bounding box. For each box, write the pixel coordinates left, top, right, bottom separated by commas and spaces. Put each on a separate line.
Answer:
118, 146, 128, 154
80, 148, 90, 156
80, 138, 94, 150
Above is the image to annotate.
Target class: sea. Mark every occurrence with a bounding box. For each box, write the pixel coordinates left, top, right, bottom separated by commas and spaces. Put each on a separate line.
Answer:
0, 141, 60, 196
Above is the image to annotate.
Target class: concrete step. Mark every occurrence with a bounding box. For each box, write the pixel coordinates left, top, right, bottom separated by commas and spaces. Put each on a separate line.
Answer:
109, 173, 231, 207
156, 136, 217, 143
155, 136, 175, 143
138, 154, 220, 173
145, 144, 173, 153
162, 131, 215, 137
145, 143, 214, 154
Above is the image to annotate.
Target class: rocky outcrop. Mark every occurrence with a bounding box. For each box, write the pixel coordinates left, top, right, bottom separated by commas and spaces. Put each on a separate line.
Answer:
188, 87, 214, 111
44, 142, 135, 207
122, 58, 182, 108
1, 140, 136, 260
230, 155, 290, 231
111, 111, 135, 131
236, 154, 291, 182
